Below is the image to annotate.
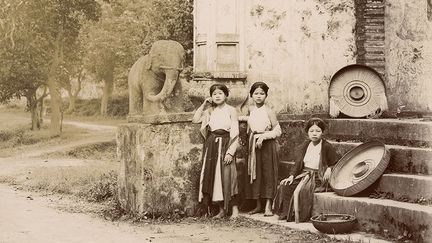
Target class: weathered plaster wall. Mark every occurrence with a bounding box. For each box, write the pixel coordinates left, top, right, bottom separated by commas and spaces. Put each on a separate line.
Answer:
385, 0, 432, 112
244, 0, 356, 114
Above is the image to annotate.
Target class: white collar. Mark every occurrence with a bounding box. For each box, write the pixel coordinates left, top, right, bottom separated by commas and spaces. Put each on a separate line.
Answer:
309, 139, 322, 148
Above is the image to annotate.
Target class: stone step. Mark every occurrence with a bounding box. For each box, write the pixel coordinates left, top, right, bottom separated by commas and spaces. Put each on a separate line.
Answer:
278, 163, 432, 201
278, 160, 294, 180
313, 192, 432, 242
279, 141, 432, 176
373, 173, 432, 201
275, 119, 431, 167
329, 140, 432, 175
326, 119, 432, 148
240, 213, 390, 243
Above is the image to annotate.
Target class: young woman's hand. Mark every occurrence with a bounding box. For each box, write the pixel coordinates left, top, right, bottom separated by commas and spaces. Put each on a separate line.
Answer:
280, 175, 294, 186
205, 97, 213, 105
255, 135, 264, 148
224, 154, 233, 165
323, 167, 332, 182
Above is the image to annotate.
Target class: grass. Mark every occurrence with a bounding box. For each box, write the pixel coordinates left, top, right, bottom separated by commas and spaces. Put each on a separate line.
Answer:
47, 141, 117, 161
46, 96, 129, 119
0, 104, 120, 209
21, 165, 118, 201
0, 123, 90, 157
0, 124, 51, 149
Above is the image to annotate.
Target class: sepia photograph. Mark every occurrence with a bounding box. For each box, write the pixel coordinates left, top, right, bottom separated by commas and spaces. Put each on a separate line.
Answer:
0, 0, 431, 242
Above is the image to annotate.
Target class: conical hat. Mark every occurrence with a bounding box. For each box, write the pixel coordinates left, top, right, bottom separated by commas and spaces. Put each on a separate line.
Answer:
329, 141, 390, 196
329, 65, 387, 118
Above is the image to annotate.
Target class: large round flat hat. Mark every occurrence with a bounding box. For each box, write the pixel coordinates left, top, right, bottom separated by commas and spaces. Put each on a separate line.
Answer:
329, 65, 387, 118
330, 141, 390, 196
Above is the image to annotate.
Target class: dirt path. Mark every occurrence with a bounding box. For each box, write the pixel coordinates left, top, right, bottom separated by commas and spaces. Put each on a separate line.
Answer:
0, 108, 118, 168
0, 185, 188, 243
1, 185, 304, 243
0, 111, 117, 175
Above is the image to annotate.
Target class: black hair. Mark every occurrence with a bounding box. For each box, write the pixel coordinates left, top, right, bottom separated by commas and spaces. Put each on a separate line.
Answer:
209, 83, 229, 97
304, 117, 327, 133
249, 82, 269, 97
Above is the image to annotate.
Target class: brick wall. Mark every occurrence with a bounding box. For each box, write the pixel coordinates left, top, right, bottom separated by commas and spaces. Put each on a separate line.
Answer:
355, 0, 385, 77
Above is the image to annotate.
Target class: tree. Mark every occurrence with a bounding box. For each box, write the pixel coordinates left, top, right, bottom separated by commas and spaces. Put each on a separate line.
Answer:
58, 42, 87, 114
0, 0, 49, 130
60, 63, 86, 114
1, 0, 101, 135
37, 0, 101, 135
80, 0, 150, 115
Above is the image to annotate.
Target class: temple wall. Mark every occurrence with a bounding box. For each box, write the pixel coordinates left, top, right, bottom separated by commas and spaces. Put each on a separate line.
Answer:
385, 0, 432, 113
243, 0, 356, 114
193, 0, 432, 115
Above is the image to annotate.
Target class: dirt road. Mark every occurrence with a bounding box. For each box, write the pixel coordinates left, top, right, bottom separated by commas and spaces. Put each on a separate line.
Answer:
0, 185, 166, 243
1, 185, 301, 243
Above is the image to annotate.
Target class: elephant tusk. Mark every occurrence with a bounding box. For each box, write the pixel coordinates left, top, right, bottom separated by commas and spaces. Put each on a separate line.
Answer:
159, 65, 183, 71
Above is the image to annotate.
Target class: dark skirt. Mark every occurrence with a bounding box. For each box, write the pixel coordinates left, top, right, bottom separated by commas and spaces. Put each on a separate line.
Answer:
245, 138, 279, 200
199, 130, 238, 210
273, 170, 323, 222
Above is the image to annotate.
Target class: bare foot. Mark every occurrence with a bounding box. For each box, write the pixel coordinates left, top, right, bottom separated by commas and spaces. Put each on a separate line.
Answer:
248, 206, 262, 215
278, 215, 287, 220
248, 200, 262, 215
230, 206, 239, 219
264, 200, 273, 216
213, 209, 225, 219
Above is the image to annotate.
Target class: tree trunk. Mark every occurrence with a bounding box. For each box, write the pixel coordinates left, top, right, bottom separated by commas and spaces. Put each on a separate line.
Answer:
47, 77, 62, 136
27, 93, 41, 131
38, 96, 45, 125
65, 87, 76, 114
66, 73, 82, 114
100, 76, 113, 116
67, 94, 76, 113
31, 101, 41, 130
47, 36, 63, 136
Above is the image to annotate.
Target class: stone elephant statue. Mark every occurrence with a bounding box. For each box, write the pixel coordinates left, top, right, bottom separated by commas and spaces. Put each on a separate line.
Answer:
128, 40, 185, 115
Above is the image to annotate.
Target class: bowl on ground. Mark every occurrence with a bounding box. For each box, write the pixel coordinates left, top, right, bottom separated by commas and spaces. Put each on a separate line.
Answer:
310, 214, 357, 234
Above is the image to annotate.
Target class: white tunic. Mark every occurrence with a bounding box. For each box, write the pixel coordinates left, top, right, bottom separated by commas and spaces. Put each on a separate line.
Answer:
303, 140, 322, 170
208, 104, 231, 131
248, 105, 271, 133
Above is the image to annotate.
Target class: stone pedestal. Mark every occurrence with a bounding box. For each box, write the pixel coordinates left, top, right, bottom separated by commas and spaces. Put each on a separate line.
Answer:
117, 112, 252, 216
117, 113, 204, 216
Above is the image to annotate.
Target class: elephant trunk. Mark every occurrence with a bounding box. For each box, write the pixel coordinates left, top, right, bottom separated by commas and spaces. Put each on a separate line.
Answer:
146, 69, 179, 102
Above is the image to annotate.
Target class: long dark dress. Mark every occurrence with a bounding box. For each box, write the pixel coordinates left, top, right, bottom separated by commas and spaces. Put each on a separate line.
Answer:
273, 139, 337, 222
244, 105, 281, 200
196, 105, 239, 211
245, 137, 279, 199
200, 130, 238, 210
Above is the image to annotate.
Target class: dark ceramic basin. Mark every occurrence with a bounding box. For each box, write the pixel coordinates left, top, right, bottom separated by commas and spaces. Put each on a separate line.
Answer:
310, 214, 357, 234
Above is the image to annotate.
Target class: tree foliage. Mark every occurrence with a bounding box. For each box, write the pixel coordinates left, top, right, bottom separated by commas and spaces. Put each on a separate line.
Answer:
0, 0, 101, 133
81, 0, 193, 90
0, 1, 48, 102
0, 0, 193, 123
